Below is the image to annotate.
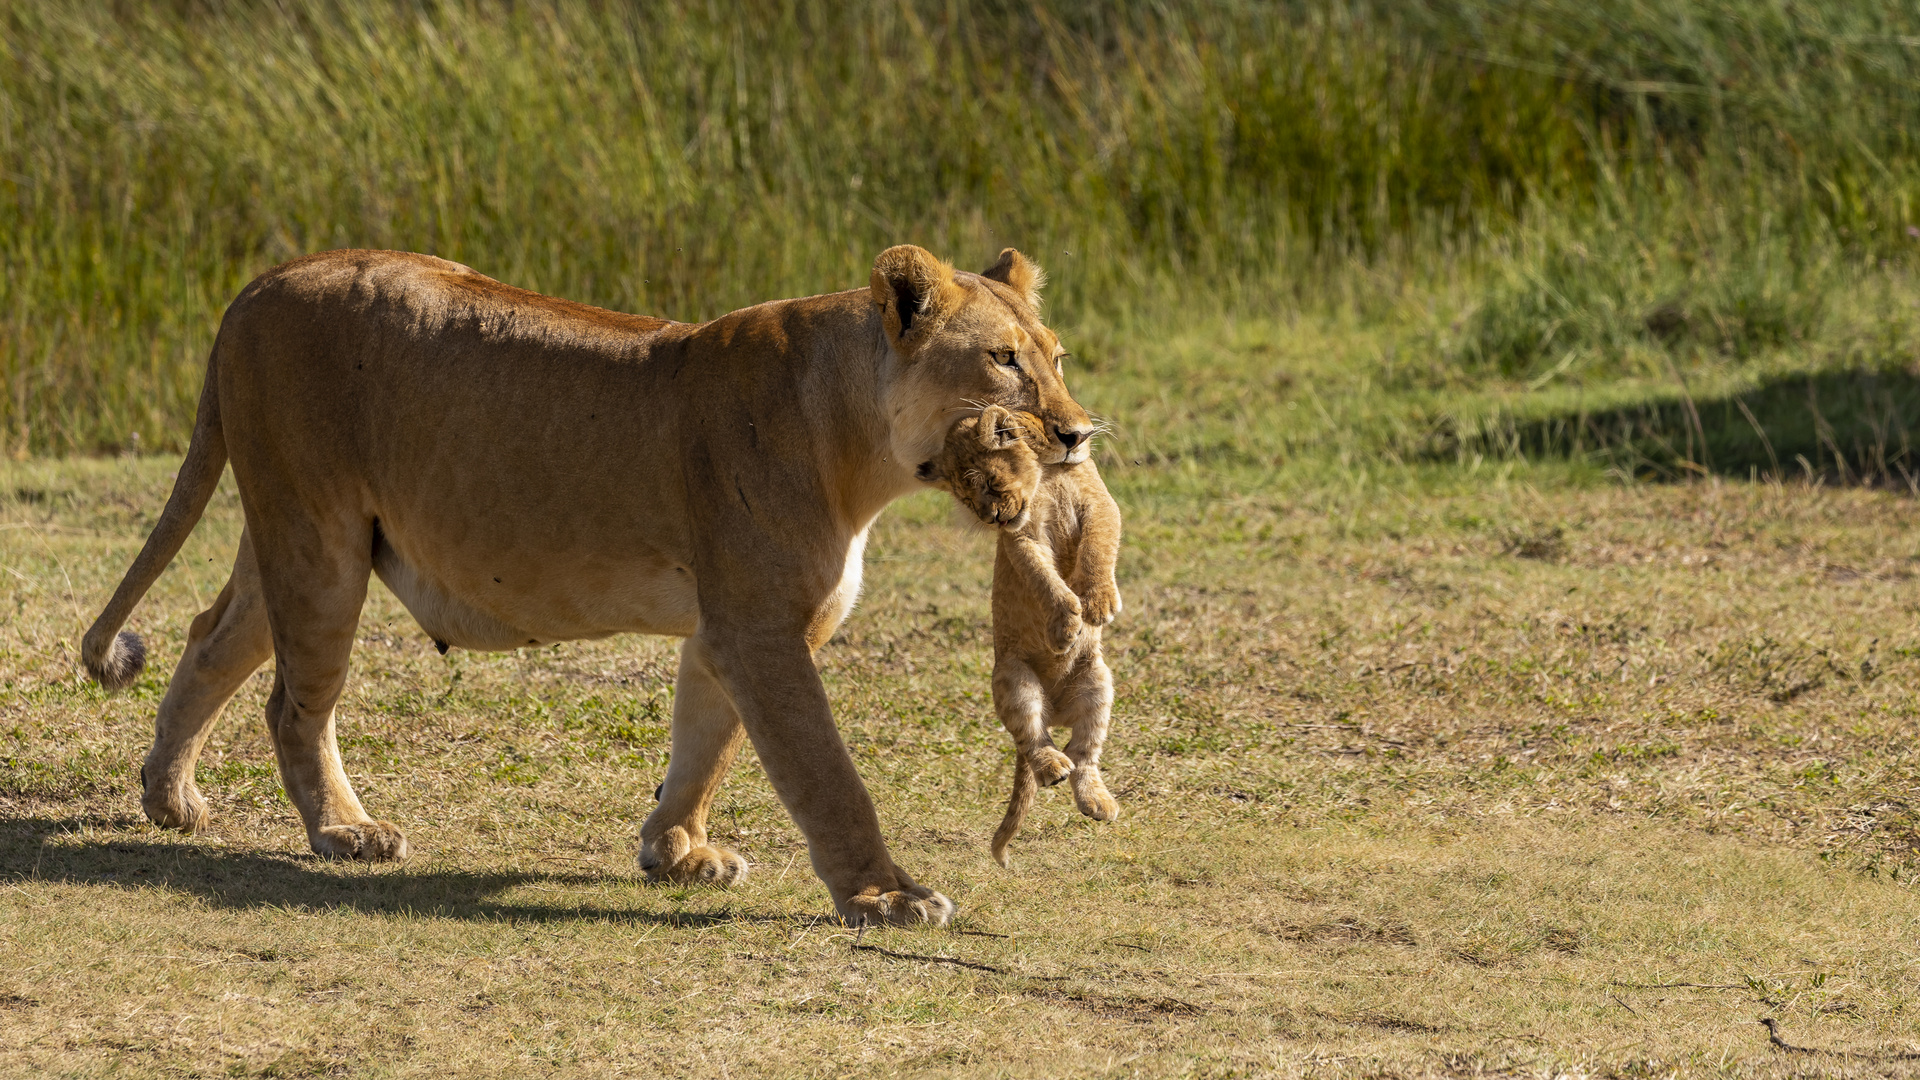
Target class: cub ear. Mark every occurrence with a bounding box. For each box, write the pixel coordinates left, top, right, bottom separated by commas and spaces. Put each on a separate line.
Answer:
870, 245, 963, 356
981, 248, 1045, 308
977, 405, 1020, 449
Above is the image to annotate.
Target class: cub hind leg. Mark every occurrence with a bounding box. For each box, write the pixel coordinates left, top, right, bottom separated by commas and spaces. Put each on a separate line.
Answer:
1055, 653, 1118, 822
992, 655, 1070, 786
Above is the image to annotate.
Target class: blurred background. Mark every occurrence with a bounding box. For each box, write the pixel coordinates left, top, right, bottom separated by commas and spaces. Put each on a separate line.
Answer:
6, 0, 1920, 479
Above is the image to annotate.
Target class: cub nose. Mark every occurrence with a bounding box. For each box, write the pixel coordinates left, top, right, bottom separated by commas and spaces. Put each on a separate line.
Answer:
1052, 423, 1092, 451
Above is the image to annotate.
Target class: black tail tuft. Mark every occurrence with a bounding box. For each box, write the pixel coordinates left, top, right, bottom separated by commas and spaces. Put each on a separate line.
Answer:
85, 631, 147, 692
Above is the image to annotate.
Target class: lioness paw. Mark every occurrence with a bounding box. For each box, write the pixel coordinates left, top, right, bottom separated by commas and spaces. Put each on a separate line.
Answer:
1029, 745, 1073, 787
313, 821, 410, 861
639, 826, 749, 886
839, 885, 955, 928
142, 778, 210, 833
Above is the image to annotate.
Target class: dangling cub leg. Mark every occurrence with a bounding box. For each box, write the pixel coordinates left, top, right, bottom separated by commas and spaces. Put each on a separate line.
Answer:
992, 655, 1071, 785
1056, 653, 1118, 822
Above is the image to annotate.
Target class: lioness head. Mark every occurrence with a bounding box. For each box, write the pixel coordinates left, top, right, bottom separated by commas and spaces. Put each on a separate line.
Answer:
870, 245, 1094, 474
916, 405, 1044, 529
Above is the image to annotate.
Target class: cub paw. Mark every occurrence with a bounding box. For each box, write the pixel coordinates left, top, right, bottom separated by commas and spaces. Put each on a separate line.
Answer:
1079, 580, 1122, 627
639, 826, 748, 886
839, 885, 955, 928
1046, 595, 1085, 653
1072, 767, 1119, 821
1029, 745, 1073, 787
313, 821, 410, 861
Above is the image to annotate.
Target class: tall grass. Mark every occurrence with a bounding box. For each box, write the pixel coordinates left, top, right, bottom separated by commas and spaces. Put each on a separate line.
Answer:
5, 0, 1920, 455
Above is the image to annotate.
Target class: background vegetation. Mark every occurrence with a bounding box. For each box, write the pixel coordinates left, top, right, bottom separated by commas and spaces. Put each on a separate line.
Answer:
6, 0, 1920, 471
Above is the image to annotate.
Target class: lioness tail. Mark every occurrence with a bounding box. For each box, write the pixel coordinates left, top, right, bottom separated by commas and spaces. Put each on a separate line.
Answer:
80, 347, 227, 690
990, 752, 1037, 868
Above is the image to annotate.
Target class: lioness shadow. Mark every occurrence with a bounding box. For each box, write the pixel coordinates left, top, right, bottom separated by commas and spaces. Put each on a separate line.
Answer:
0, 817, 785, 927
1431, 365, 1920, 484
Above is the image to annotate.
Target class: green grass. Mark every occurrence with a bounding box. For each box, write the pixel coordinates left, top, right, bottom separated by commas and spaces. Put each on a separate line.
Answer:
8, 0, 1920, 457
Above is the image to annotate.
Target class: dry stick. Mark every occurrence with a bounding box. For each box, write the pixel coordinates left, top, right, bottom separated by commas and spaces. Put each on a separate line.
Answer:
851, 943, 1006, 974
1758, 1018, 1920, 1061
850, 922, 1005, 974
1609, 980, 1745, 990
1760, 1018, 1817, 1055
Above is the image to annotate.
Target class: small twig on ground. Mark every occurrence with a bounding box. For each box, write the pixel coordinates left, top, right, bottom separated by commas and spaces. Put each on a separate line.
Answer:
953, 929, 1011, 939
1610, 994, 1641, 1017
1760, 1018, 1818, 1054
850, 943, 1004, 974
1610, 980, 1744, 990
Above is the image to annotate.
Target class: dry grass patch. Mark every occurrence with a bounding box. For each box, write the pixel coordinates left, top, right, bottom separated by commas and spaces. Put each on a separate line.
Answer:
1, 458, 1918, 1076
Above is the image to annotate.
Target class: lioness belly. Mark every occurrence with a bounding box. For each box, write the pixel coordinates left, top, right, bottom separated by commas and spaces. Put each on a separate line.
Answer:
371, 530, 699, 650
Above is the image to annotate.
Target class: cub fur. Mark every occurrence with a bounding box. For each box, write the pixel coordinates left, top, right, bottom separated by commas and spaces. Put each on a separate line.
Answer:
922, 405, 1123, 867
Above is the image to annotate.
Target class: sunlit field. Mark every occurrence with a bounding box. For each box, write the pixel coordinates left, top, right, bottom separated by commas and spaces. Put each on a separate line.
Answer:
6, 1, 1920, 1076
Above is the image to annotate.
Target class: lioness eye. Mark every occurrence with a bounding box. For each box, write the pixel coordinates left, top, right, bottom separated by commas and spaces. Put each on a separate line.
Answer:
995, 350, 1019, 367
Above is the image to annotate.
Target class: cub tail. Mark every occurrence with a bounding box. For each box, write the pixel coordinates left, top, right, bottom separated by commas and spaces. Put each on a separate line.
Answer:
990, 752, 1038, 868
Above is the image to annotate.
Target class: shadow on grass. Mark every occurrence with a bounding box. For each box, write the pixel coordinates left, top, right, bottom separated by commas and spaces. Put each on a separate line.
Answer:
1430, 365, 1920, 484
0, 817, 791, 927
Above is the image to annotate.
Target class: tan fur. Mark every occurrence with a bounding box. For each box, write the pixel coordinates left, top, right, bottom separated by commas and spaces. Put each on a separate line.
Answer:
922, 407, 1123, 868
79, 244, 1092, 927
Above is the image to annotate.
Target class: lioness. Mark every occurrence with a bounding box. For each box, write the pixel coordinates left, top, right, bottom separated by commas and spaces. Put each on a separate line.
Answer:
80, 245, 1092, 927
918, 406, 1122, 867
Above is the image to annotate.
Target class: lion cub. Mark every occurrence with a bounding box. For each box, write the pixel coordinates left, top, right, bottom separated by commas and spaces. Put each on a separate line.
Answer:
919, 405, 1123, 867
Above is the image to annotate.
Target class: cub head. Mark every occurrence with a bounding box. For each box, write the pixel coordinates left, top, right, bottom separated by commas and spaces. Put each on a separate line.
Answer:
871, 244, 1094, 473
916, 405, 1044, 529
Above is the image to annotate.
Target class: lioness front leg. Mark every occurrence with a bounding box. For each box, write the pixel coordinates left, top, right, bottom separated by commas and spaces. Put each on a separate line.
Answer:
637, 637, 749, 885
704, 629, 952, 927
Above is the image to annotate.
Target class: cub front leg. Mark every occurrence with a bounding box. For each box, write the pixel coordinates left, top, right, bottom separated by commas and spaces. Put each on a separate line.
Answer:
702, 627, 952, 927
1069, 468, 1124, 628
638, 637, 750, 885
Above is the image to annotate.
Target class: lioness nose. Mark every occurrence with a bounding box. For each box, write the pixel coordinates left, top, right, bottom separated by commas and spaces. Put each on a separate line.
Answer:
1053, 424, 1092, 451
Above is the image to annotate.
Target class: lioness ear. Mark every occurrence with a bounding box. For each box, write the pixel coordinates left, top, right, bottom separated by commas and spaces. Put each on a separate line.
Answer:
981, 248, 1045, 308
870, 245, 962, 356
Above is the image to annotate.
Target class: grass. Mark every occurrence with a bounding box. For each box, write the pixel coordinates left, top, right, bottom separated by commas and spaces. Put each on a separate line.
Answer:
7, 1, 1920, 1073
4, 306, 1920, 1071
8, 0, 1920, 455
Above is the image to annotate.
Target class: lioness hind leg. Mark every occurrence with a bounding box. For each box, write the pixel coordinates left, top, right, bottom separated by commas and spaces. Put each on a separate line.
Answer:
638, 637, 749, 885
253, 519, 406, 861
1057, 656, 1118, 822
993, 656, 1071, 786
143, 529, 274, 831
